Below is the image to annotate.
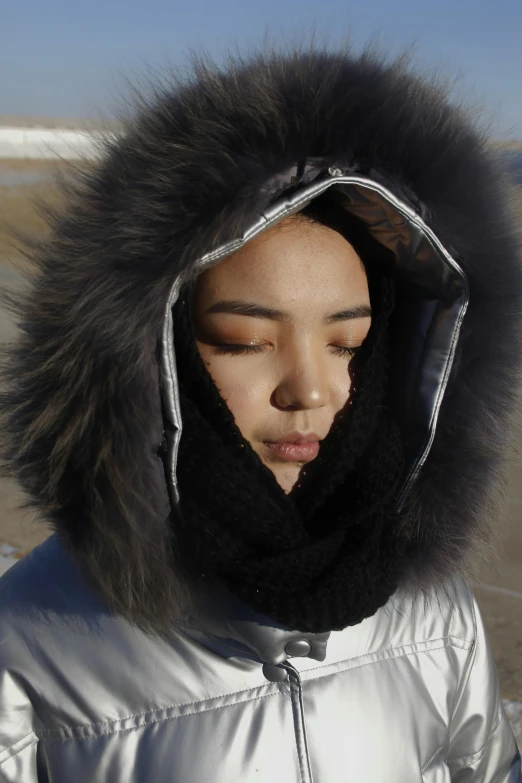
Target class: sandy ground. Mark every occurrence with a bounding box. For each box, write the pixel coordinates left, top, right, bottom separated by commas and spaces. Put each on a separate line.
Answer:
473, 477, 522, 702
0, 114, 120, 131
0, 263, 54, 551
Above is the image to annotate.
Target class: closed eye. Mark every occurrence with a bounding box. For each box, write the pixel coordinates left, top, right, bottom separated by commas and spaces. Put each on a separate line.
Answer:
212, 343, 267, 356
211, 343, 360, 357
330, 345, 359, 357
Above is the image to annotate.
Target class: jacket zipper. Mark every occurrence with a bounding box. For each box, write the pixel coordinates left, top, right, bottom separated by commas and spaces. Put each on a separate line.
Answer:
282, 662, 314, 783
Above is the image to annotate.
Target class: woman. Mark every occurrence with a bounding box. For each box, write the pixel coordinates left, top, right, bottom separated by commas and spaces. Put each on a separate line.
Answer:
0, 46, 521, 781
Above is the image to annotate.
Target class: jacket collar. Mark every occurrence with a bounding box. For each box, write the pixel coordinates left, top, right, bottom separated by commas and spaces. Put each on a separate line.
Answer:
35, 537, 330, 667
175, 580, 330, 665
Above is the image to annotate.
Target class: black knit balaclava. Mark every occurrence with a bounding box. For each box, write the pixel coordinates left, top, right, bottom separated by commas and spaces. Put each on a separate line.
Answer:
171, 203, 407, 634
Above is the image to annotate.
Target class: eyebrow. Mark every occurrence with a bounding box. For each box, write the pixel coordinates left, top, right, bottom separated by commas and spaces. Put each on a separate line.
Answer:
204, 300, 372, 322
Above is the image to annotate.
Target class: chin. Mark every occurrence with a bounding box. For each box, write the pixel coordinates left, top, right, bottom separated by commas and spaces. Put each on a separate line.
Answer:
273, 466, 305, 494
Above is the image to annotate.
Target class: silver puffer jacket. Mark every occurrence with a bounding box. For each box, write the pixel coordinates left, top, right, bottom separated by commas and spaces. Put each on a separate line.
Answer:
1, 48, 522, 782
0, 535, 520, 782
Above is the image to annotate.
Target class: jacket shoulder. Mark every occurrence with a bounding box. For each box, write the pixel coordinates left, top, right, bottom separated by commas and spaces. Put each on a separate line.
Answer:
0, 534, 105, 625
381, 574, 478, 649
0, 537, 83, 769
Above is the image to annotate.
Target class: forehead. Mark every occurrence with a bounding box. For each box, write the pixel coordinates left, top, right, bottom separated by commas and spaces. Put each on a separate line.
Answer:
195, 218, 369, 305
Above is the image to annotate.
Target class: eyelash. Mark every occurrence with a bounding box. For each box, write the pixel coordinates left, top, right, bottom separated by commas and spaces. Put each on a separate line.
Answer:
213, 344, 359, 357
331, 345, 359, 358
213, 344, 265, 356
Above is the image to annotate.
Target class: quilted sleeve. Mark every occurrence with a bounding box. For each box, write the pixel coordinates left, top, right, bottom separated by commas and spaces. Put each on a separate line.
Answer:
0, 671, 39, 783
447, 586, 521, 782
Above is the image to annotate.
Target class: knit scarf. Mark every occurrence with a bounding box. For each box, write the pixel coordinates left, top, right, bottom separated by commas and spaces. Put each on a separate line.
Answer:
171, 275, 407, 634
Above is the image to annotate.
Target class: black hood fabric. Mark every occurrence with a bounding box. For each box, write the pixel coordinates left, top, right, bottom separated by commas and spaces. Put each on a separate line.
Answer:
1, 47, 521, 636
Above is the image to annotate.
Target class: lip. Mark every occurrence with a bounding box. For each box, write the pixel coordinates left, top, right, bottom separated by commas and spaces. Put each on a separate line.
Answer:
264, 432, 322, 463
271, 432, 323, 445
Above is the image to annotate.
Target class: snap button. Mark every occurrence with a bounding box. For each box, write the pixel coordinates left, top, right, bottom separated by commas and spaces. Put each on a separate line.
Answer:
262, 664, 288, 682
328, 166, 342, 177
285, 640, 312, 657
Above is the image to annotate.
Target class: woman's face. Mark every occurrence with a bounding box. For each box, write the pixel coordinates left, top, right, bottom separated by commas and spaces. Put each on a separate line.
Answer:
193, 216, 371, 492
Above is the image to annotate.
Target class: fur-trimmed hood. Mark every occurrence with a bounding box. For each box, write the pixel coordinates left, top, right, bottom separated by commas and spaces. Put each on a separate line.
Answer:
1, 46, 521, 634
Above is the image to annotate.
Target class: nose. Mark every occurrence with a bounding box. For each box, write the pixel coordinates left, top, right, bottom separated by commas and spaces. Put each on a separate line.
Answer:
272, 346, 328, 411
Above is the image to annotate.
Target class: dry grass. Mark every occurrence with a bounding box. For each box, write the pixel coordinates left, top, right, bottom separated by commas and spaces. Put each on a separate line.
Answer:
0, 158, 69, 173
496, 140, 522, 151
0, 187, 63, 260
0, 160, 71, 262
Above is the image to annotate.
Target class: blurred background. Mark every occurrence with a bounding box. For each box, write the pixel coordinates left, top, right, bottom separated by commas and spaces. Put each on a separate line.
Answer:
1, 0, 521, 746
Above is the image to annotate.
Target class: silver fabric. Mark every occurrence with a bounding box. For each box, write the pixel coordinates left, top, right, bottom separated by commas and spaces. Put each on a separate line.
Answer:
161, 276, 183, 505
0, 535, 520, 781
159, 169, 469, 511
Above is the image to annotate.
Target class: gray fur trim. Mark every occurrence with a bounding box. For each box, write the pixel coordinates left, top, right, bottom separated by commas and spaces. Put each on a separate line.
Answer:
1, 46, 521, 633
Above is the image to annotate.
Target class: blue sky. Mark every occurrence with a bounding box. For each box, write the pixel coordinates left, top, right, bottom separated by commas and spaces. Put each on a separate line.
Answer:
2, 0, 521, 138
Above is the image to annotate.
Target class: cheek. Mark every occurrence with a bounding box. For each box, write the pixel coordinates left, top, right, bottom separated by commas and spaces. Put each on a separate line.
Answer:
198, 350, 274, 434
329, 359, 355, 414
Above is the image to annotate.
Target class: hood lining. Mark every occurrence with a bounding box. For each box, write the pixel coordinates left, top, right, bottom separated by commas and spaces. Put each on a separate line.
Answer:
159, 172, 469, 512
